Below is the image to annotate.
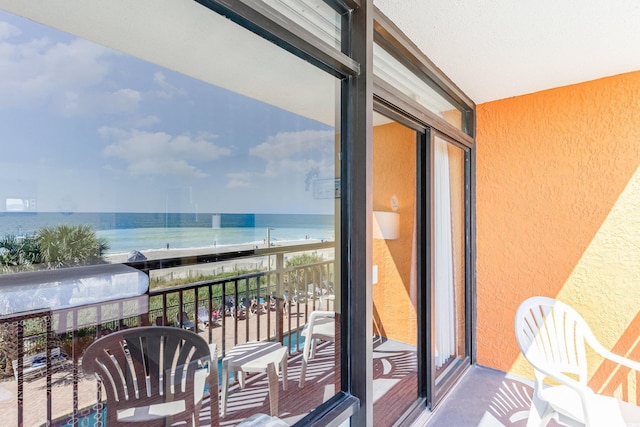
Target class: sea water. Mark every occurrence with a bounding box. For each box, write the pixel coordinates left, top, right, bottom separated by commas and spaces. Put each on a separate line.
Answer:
0, 212, 334, 255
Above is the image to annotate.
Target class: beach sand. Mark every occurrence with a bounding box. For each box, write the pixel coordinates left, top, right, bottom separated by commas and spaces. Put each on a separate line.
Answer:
104, 239, 332, 264
104, 240, 335, 283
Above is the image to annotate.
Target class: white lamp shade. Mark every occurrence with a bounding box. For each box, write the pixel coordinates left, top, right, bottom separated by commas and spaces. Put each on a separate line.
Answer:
373, 211, 400, 240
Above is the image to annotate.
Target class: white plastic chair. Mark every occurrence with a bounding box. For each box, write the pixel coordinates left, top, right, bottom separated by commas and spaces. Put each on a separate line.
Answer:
299, 310, 335, 387
515, 296, 640, 426
83, 326, 218, 426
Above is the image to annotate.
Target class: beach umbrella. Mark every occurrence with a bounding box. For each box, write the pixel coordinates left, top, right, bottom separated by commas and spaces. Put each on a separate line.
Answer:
127, 250, 147, 262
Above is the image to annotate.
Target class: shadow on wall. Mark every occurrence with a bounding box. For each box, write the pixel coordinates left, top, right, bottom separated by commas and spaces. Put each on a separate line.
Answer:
590, 310, 640, 403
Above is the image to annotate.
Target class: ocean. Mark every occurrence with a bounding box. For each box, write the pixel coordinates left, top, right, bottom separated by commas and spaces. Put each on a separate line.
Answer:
0, 212, 335, 255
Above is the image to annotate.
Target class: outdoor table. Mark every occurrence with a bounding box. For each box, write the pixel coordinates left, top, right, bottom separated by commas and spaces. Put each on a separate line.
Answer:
220, 341, 288, 417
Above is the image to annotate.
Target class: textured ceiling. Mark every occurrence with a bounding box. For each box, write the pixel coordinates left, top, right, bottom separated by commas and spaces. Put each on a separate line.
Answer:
375, 0, 640, 104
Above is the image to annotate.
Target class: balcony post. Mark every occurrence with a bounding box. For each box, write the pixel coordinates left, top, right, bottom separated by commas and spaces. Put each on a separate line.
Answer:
275, 252, 285, 343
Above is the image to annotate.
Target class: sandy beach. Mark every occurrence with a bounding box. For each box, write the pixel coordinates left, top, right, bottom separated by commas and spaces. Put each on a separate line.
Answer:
104, 240, 335, 283
104, 239, 333, 264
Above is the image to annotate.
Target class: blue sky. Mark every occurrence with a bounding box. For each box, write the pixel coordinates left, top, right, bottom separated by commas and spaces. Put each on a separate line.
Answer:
0, 11, 337, 215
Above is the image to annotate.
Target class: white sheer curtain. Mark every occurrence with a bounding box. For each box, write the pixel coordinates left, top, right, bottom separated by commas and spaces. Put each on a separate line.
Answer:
434, 137, 455, 368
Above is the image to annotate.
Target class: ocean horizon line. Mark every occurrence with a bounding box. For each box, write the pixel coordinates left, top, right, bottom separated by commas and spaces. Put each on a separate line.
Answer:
1, 212, 336, 256
0, 212, 334, 231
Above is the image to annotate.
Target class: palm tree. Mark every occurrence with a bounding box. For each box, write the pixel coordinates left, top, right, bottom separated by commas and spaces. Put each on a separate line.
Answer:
37, 224, 109, 269
0, 225, 109, 375
0, 234, 41, 272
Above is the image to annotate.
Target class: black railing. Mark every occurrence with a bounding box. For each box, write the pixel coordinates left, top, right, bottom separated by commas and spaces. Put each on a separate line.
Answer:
0, 242, 335, 427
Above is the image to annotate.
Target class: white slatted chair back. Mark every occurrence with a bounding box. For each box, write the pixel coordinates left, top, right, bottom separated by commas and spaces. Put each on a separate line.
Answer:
515, 296, 589, 384
515, 297, 640, 427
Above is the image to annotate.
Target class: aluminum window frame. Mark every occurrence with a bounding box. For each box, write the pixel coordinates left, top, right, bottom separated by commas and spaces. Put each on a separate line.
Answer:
196, 0, 359, 78
372, 5, 477, 418
203, 0, 477, 422
193, 1, 373, 425
373, 6, 475, 141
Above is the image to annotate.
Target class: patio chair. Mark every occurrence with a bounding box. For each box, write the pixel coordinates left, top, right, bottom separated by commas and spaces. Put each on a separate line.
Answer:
236, 413, 288, 426
299, 310, 335, 387
176, 311, 196, 331
256, 296, 270, 313
12, 347, 69, 381
515, 296, 640, 426
83, 326, 218, 427
307, 283, 317, 299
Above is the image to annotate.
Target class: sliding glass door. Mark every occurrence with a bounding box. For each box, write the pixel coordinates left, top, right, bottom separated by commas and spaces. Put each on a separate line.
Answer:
371, 113, 420, 426
431, 132, 470, 404
372, 7, 475, 419
370, 113, 472, 418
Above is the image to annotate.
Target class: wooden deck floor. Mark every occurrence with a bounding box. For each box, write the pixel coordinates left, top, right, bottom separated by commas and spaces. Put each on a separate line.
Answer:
0, 333, 419, 426
215, 338, 418, 427
215, 341, 338, 426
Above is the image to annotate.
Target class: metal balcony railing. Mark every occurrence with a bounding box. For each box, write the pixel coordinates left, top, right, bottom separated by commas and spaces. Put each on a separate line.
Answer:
0, 242, 335, 427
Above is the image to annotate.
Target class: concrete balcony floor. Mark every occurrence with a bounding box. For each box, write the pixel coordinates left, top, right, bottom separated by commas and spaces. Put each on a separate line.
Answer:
415, 365, 562, 427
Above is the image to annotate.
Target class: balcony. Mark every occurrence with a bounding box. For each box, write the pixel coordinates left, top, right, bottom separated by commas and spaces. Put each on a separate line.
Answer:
0, 242, 350, 427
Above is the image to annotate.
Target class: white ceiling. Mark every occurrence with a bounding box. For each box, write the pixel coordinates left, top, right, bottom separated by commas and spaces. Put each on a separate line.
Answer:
375, 0, 640, 104
4, 1, 639, 110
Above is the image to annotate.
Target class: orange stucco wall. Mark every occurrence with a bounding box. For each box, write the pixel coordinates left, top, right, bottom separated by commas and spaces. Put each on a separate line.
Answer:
477, 71, 640, 378
373, 122, 417, 345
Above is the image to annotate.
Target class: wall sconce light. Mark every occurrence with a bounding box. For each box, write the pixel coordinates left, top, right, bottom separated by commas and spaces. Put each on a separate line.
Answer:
373, 211, 400, 240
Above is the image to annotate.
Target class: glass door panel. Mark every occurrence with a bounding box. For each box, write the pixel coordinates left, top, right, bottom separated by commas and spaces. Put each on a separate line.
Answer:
433, 134, 467, 388
372, 113, 419, 426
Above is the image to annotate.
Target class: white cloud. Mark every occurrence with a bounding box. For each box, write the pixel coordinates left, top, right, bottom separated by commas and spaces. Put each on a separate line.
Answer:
0, 21, 20, 40
133, 115, 161, 128
107, 88, 142, 111
102, 129, 231, 179
52, 87, 142, 117
0, 24, 147, 118
98, 126, 128, 140
249, 130, 334, 177
250, 130, 333, 160
0, 34, 114, 111
152, 71, 186, 99
128, 158, 206, 178
226, 172, 252, 188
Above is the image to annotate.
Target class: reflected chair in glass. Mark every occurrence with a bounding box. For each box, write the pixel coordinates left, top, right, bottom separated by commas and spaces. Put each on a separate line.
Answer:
83, 326, 218, 427
299, 310, 336, 388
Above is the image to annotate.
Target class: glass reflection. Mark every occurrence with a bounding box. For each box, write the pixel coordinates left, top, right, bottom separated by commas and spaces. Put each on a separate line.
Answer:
372, 114, 418, 426
0, 7, 340, 426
